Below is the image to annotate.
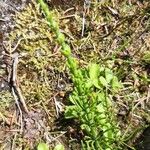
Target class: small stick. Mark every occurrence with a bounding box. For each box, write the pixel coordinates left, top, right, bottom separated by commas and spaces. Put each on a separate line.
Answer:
81, 0, 91, 37
11, 53, 29, 114
11, 38, 23, 53
0, 18, 6, 21
60, 14, 76, 20
81, 12, 86, 37
11, 132, 17, 150
12, 88, 23, 133
54, 96, 64, 118
63, 7, 74, 14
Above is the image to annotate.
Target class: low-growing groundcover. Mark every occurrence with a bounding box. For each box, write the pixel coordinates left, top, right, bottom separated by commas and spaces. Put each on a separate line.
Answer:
38, 1, 122, 149
0, 0, 150, 149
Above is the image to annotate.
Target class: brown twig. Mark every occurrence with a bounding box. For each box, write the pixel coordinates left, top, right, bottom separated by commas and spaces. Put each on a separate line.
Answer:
11, 53, 29, 114
12, 88, 23, 133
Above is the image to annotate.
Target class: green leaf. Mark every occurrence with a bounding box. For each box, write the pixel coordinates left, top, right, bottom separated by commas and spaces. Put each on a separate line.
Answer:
97, 103, 105, 113
105, 68, 113, 83
89, 64, 101, 88
99, 66, 105, 72
54, 144, 65, 150
81, 124, 91, 133
37, 143, 49, 150
69, 94, 83, 109
89, 64, 100, 80
85, 79, 93, 89
99, 76, 108, 87
65, 105, 78, 119
106, 97, 112, 107
97, 92, 105, 103
111, 76, 122, 91
69, 95, 76, 105
92, 79, 101, 89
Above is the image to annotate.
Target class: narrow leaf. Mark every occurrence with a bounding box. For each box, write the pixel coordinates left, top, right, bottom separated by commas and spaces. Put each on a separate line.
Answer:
89, 64, 100, 80
105, 68, 113, 83
65, 105, 78, 119
99, 76, 108, 87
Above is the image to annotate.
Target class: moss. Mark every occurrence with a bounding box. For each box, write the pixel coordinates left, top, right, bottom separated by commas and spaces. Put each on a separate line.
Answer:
0, 91, 13, 111
7, 1, 66, 104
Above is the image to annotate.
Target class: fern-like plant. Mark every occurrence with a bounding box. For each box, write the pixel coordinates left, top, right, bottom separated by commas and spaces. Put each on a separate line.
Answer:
65, 64, 122, 150
37, 0, 122, 149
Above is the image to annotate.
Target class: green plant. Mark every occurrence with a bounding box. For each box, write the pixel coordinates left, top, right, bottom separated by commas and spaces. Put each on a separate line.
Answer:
65, 64, 122, 150
37, 142, 49, 150
38, 0, 122, 149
